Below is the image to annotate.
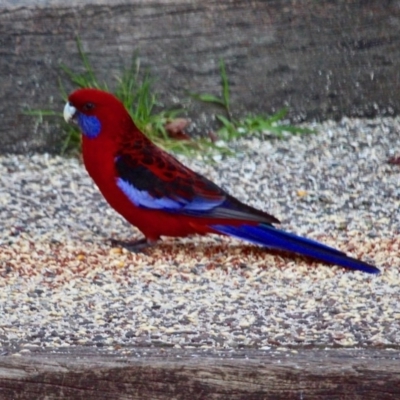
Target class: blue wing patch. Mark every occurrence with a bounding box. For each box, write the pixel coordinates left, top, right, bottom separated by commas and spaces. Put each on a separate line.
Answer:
116, 177, 224, 211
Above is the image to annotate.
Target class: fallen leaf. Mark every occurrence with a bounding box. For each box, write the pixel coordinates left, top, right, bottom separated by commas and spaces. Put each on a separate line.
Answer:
207, 130, 218, 143
164, 118, 191, 140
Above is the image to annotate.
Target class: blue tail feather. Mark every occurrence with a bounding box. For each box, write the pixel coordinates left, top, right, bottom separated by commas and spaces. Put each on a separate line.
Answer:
211, 224, 379, 274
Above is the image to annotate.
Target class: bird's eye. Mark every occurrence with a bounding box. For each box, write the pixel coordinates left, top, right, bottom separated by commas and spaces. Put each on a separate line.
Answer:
83, 102, 95, 111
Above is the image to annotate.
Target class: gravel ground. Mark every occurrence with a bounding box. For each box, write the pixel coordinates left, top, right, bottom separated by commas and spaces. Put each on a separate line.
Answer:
0, 117, 399, 355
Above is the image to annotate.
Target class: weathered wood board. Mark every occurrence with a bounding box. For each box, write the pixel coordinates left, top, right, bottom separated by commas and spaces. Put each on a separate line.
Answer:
0, 348, 399, 399
1, 0, 399, 153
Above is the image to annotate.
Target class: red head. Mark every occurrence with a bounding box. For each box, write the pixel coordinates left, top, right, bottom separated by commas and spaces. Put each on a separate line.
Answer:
64, 88, 135, 143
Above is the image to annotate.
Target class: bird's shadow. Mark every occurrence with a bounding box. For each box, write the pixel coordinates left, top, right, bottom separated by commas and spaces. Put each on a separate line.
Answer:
109, 237, 323, 268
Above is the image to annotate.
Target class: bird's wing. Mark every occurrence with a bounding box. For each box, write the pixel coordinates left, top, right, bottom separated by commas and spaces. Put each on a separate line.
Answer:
115, 147, 279, 224
115, 147, 226, 211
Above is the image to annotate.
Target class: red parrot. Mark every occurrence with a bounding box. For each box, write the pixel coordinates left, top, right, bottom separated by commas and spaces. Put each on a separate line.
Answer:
63, 88, 379, 274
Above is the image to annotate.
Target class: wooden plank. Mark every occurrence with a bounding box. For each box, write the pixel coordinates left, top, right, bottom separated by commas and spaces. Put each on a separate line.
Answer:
1, 0, 400, 153
0, 348, 399, 399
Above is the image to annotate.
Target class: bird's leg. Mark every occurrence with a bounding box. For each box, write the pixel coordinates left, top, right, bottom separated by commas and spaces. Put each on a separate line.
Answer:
110, 237, 158, 253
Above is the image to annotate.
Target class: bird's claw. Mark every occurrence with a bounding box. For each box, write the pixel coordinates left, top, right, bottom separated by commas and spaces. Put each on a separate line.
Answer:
110, 238, 156, 253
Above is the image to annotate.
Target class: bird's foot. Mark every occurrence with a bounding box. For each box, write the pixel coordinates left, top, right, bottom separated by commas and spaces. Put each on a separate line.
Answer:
110, 238, 157, 253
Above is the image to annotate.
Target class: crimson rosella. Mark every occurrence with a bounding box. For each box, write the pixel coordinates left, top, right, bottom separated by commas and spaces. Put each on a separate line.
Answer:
63, 88, 379, 274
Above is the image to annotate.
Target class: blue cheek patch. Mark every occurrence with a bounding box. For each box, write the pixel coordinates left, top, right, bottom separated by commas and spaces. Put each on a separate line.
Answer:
77, 113, 102, 138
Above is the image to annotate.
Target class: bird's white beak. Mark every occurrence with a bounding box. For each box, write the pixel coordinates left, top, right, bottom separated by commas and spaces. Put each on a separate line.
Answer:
63, 102, 77, 123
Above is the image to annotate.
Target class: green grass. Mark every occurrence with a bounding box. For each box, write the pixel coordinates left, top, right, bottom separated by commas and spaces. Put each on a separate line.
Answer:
191, 59, 313, 142
27, 39, 196, 155
190, 59, 232, 120
26, 39, 313, 158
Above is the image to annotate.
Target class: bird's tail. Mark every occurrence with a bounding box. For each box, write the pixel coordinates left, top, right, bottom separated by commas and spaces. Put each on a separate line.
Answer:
211, 223, 379, 274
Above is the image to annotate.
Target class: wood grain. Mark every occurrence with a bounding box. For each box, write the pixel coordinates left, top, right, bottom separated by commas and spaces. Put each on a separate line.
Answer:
0, 348, 399, 399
